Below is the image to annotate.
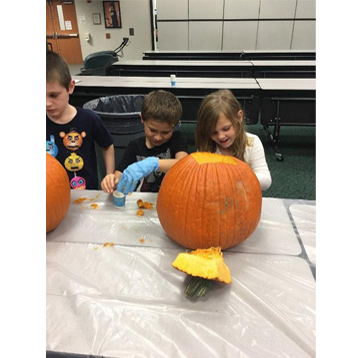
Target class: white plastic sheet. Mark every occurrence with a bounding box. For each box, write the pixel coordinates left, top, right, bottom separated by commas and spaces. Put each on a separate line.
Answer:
47, 190, 316, 358
47, 191, 302, 255
289, 203, 316, 265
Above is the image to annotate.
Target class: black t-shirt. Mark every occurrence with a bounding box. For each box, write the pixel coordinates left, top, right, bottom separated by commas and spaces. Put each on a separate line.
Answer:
117, 130, 188, 192
46, 107, 114, 189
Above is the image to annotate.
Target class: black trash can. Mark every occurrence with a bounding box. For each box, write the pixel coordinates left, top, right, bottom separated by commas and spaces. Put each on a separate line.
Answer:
83, 94, 146, 186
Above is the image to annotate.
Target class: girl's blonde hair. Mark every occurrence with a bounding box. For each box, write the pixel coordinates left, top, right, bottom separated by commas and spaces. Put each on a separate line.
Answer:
195, 89, 247, 161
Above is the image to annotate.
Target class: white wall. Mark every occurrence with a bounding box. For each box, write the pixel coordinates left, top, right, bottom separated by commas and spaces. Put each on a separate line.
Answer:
74, 0, 153, 60
72, 0, 315, 61
156, 0, 316, 51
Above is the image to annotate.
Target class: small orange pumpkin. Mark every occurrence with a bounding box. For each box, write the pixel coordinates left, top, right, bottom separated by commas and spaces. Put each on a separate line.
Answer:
46, 153, 71, 233
157, 152, 262, 249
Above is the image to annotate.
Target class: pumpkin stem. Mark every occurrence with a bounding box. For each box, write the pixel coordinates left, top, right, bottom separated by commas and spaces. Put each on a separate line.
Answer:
185, 276, 214, 298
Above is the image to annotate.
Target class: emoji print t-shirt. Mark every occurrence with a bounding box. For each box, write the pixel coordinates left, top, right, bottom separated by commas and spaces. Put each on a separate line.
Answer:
46, 107, 113, 189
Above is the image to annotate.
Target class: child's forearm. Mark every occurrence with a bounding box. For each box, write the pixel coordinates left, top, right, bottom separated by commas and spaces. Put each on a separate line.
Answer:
158, 159, 177, 173
102, 145, 115, 174
158, 152, 188, 173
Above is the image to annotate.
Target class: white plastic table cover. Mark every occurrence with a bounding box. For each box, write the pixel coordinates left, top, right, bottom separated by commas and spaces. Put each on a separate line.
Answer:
289, 203, 316, 266
47, 190, 302, 256
46, 190, 316, 358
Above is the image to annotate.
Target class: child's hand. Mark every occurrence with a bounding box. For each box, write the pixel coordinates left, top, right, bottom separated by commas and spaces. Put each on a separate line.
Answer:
101, 173, 119, 193
117, 157, 159, 195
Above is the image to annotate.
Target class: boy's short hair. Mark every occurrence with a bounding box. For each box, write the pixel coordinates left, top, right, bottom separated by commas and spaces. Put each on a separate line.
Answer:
141, 90, 182, 127
46, 51, 72, 91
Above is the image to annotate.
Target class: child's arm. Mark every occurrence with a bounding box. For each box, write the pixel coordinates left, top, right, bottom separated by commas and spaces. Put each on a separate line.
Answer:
102, 144, 115, 175
248, 138, 272, 191
158, 151, 188, 173
117, 152, 188, 194
101, 170, 121, 193
100, 144, 117, 193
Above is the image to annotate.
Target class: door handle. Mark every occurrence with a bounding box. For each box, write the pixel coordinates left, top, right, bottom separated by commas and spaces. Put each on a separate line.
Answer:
56, 33, 78, 38
46, 32, 79, 39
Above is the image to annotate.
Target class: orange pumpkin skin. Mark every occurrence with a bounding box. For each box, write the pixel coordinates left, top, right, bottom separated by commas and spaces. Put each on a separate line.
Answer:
46, 153, 71, 233
157, 152, 262, 250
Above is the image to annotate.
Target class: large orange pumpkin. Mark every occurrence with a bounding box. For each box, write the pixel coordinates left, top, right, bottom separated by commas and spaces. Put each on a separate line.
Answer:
157, 152, 262, 249
46, 153, 71, 233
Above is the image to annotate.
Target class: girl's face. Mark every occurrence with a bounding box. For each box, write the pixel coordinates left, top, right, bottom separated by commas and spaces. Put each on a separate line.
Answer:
211, 112, 238, 150
142, 117, 175, 149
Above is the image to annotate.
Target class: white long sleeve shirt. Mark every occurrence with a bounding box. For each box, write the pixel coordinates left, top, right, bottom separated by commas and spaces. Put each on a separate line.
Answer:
215, 132, 272, 190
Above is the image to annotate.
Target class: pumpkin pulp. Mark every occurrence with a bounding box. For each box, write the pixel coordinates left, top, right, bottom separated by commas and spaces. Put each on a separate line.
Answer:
191, 151, 238, 165
172, 246, 231, 284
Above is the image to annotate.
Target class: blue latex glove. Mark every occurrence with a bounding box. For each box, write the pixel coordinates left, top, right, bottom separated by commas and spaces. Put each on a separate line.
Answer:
117, 157, 159, 194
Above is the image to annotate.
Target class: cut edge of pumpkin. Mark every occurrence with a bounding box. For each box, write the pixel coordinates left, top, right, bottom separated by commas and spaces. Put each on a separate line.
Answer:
172, 246, 232, 284
191, 152, 238, 166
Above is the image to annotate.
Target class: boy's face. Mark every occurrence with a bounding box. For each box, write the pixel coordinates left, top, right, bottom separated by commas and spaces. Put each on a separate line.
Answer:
142, 117, 175, 149
46, 80, 75, 121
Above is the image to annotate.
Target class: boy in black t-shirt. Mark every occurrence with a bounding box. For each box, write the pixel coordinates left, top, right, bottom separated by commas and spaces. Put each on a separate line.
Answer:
101, 90, 189, 194
46, 51, 114, 189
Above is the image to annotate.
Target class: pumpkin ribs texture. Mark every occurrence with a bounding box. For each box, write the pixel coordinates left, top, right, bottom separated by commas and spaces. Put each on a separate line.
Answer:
46, 153, 71, 233
157, 152, 262, 250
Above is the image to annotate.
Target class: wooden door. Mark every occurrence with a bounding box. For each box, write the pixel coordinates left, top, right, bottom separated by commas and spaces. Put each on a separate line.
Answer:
46, 0, 83, 64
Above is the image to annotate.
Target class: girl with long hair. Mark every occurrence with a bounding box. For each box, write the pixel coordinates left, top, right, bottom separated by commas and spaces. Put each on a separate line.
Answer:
196, 89, 271, 190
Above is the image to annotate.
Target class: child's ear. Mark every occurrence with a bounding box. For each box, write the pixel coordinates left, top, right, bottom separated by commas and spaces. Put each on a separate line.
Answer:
140, 114, 144, 124
68, 79, 76, 94
237, 110, 244, 122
